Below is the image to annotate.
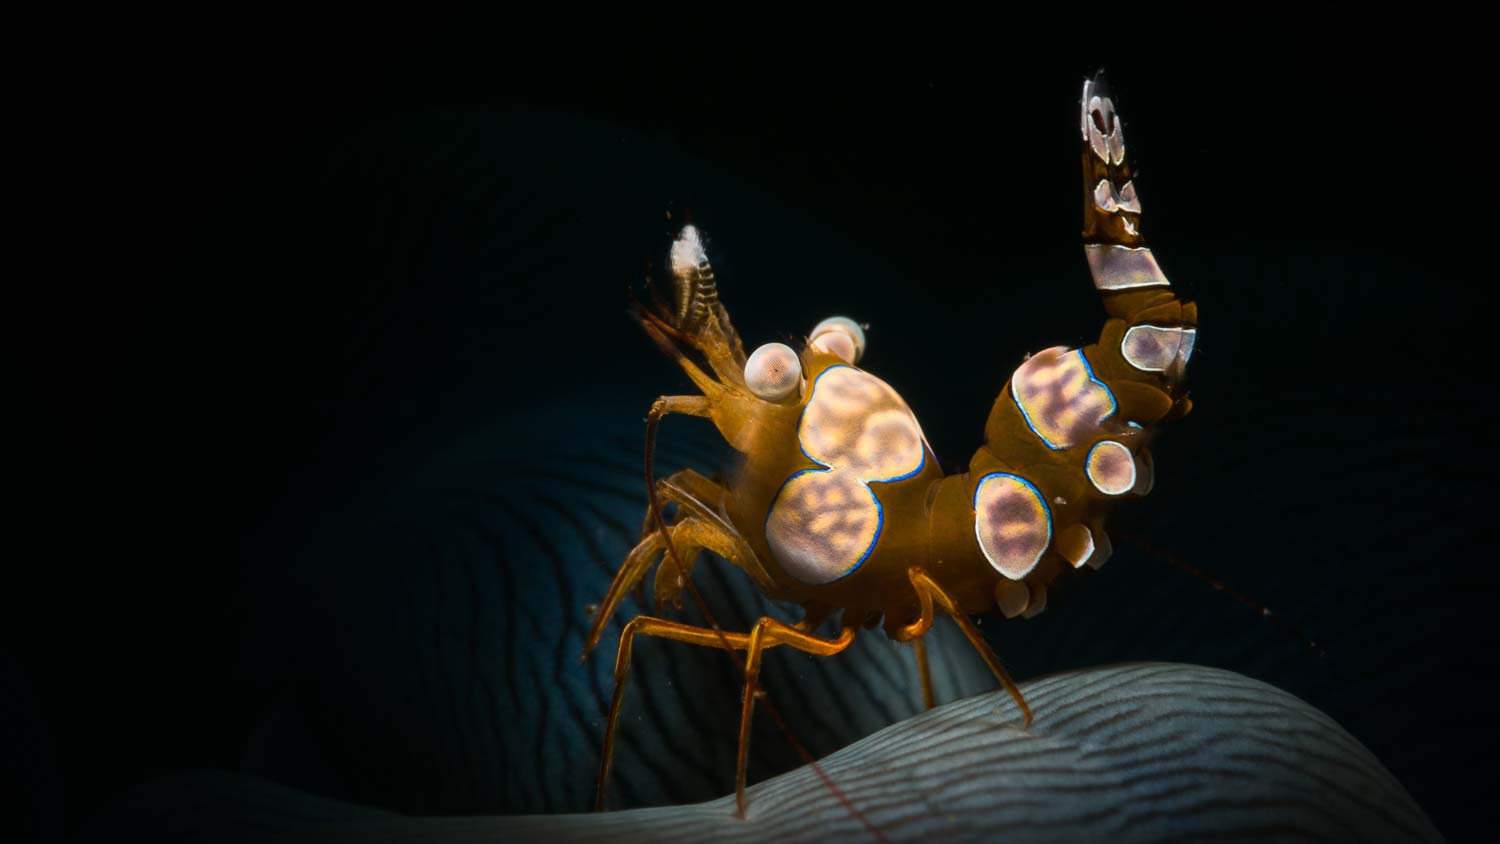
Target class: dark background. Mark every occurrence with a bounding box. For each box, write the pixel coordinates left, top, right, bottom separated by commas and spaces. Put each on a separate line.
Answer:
8, 10, 1494, 843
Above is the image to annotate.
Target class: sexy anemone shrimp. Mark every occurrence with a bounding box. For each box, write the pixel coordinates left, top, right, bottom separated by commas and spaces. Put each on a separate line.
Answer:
582, 72, 1197, 816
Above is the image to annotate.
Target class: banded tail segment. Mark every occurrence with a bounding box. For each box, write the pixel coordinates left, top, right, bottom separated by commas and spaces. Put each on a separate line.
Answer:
1079, 73, 1197, 400
1080, 73, 1146, 252
967, 74, 1200, 613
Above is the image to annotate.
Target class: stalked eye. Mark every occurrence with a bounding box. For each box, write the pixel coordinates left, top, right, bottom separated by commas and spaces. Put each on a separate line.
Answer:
744, 342, 802, 401
810, 330, 856, 362
808, 316, 866, 363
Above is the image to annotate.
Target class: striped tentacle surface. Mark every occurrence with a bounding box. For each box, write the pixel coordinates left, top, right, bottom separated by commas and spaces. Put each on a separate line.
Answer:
238, 398, 994, 814
84, 664, 1444, 844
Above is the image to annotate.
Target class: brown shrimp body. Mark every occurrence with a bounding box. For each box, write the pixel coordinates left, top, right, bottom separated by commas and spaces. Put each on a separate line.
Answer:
718, 299, 1190, 633
719, 348, 954, 625
582, 73, 1196, 816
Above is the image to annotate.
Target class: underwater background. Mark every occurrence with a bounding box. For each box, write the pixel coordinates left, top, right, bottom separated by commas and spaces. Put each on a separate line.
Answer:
8, 11, 1494, 843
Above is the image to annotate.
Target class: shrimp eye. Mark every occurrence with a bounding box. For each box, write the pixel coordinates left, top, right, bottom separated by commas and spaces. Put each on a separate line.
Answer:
808, 316, 866, 363
745, 342, 803, 402
810, 330, 856, 362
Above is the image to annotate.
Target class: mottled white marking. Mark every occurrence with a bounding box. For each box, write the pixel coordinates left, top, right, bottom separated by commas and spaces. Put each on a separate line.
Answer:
1121, 325, 1196, 373
1094, 180, 1118, 213
1094, 179, 1142, 216
974, 473, 1052, 580
766, 472, 878, 585
1087, 440, 1137, 496
1012, 347, 1116, 449
1086, 94, 1122, 164
766, 366, 926, 584
1085, 95, 1126, 164
1082, 79, 1127, 164
745, 343, 802, 401
797, 368, 925, 478
1084, 244, 1170, 291
1086, 95, 1112, 162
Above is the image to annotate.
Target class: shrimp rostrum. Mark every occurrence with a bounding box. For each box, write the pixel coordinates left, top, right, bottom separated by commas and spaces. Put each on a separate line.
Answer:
583, 73, 1197, 814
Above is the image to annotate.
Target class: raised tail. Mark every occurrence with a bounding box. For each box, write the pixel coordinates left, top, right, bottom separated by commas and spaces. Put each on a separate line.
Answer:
1078, 72, 1196, 409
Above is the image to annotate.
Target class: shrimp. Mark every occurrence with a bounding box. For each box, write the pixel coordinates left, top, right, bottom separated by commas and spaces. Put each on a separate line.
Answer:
582, 71, 1196, 816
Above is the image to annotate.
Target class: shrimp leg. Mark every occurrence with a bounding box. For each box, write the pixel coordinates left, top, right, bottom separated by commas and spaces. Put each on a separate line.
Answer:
640, 395, 712, 618
648, 467, 775, 607
583, 474, 777, 660
594, 615, 856, 813
896, 567, 1032, 726
735, 619, 856, 816
582, 514, 715, 659
912, 636, 936, 710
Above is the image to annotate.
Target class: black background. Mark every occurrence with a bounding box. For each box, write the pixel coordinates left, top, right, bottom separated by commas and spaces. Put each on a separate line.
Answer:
9, 9, 1494, 842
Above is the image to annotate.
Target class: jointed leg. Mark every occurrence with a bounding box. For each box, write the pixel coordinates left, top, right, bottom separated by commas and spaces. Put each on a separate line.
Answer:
912, 636, 936, 711
593, 614, 855, 813
644, 395, 709, 614
649, 469, 775, 606
605, 394, 724, 644
650, 515, 765, 609
583, 524, 666, 659
594, 616, 749, 811
896, 567, 1031, 726
637, 466, 725, 539
583, 481, 777, 660
735, 618, 856, 816
583, 514, 717, 658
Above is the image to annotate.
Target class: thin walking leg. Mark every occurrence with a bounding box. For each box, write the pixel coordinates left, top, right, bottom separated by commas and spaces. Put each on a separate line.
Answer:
644, 395, 709, 611
735, 618, 856, 817
649, 469, 775, 606
594, 616, 854, 813
595, 617, 751, 812
912, 636, 936, 711
896, 567, 1031, 726
582, 516, 699, 658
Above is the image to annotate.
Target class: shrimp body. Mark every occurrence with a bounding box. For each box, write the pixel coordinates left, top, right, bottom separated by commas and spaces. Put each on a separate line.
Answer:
583, 73, 1196, 815
724, 356, 949, 621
